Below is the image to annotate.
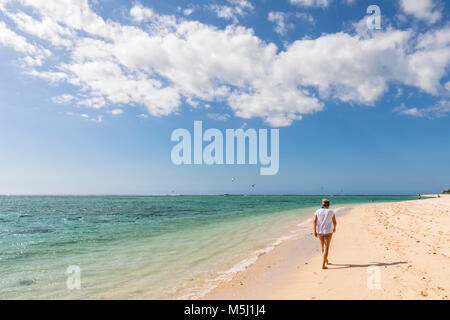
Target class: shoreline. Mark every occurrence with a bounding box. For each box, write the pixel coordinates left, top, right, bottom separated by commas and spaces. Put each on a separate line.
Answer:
176, 204, 357, 300
178, 206, 326, 299
202, 195, 449, 300
199, 206, 354, 300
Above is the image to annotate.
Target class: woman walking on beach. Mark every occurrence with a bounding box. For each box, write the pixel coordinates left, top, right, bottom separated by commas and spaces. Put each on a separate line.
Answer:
314, 199, 337, 269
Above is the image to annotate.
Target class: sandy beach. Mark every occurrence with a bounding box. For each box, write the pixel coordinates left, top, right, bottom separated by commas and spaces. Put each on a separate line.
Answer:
203, 195, 450, 300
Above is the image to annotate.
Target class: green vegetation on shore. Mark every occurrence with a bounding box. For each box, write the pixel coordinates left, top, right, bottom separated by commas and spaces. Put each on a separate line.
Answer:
443, 189, 450, 194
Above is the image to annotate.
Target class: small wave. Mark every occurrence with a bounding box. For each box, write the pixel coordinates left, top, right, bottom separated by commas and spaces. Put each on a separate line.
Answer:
297, 217, 313, 227
179, 233, 297, 300
177, 213, 338, 300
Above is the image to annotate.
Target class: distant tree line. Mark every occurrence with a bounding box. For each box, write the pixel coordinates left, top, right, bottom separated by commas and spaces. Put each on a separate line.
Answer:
443, 188, 450, 194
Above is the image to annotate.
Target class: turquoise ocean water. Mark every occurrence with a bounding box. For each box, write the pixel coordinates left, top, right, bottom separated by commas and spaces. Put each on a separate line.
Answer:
0, 195, 416, 299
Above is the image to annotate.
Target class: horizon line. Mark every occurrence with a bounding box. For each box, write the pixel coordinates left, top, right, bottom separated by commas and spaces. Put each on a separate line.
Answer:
0, 193, 421, 197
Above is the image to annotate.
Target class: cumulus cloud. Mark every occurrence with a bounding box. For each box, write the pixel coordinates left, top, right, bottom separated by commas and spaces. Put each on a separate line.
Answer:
290, 0, 355, 6
51, 94, 75, 104
130, 4, 155, 23
211, 0, 254, 23
295, 12, 315, 24
78, 113, 103, 122
399, 0, 441, 24
0, 21, 43, 54
20, 55, 44, 67
445, 81, 450, 92
25, 69, 68, 84
394, 100, 450, 118
407, 26, 450, 95
110, 109, 124, 115
177, 6, 195, 16
91, 114, 103, 123
0, 1, 449, 126
268, 12, 294, 35
207, 113, 231, 121
290, 0, 330, 7
76, 95, 107, 109
183, 8, 194, 16
1, 9, 74, 47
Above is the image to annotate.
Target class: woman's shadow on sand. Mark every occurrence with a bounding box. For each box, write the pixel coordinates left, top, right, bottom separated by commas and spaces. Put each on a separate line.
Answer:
326, 261, 407, 269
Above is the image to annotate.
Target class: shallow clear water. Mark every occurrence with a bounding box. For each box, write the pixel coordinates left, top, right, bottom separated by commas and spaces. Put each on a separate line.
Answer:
0, 195, 416, 299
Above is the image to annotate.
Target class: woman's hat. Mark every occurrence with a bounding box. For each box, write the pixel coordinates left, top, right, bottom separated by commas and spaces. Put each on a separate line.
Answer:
322, 198, 330, 206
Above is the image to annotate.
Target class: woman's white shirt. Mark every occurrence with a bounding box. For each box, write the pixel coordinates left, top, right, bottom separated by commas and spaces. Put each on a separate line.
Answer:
315, 208, 335, 235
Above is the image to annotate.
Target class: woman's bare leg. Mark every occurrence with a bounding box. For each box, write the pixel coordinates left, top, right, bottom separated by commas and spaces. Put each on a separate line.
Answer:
318, 234, 331, 268
318, 235, 327, 269
322, 234, 333, 269
318, 234, 325, 254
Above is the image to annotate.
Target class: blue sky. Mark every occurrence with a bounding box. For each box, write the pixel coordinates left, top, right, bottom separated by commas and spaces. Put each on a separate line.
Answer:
0, 0, 449, 195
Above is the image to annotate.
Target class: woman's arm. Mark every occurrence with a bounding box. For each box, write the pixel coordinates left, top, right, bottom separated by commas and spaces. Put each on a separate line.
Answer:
332, 215, 337, 233
313, 215, 318, 237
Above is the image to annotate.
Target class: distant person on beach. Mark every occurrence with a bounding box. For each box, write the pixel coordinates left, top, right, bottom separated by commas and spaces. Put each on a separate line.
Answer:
418, 194, 421, 200
314, 199, 337, 269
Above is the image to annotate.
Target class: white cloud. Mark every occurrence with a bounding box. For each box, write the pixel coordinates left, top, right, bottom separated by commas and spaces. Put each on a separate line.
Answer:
399, 0, 441, 24
20, 55, 44, 67
229, 0, 253, 12
393, 104, 422, 116
76, 95, 106, 109
110, 109, 124, 115
406, 26, 450, 95
130, 4, 154, 23
445, 81, 450, 92
177, 6, 195, 16
290, 0, 353, 6
295, 12, 315, 24
0, 21, 41, 54
51, 94, 74, 104
276, 30, 408, 104
278, 27, 450, 104
212, 6, 234, 21
137, 113, 149, 118
207, 113, 231, 121
183, 8, 194, 16
91, 114, 103, 123
290, 0, 330, 8
211, 0, 254, 23
1, 9, 74, 47
25, 69, 68, 84
186, 97, 199, 108
0, 1, 449, 126
394, 100, 450, 118
268, 12, 294, 35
